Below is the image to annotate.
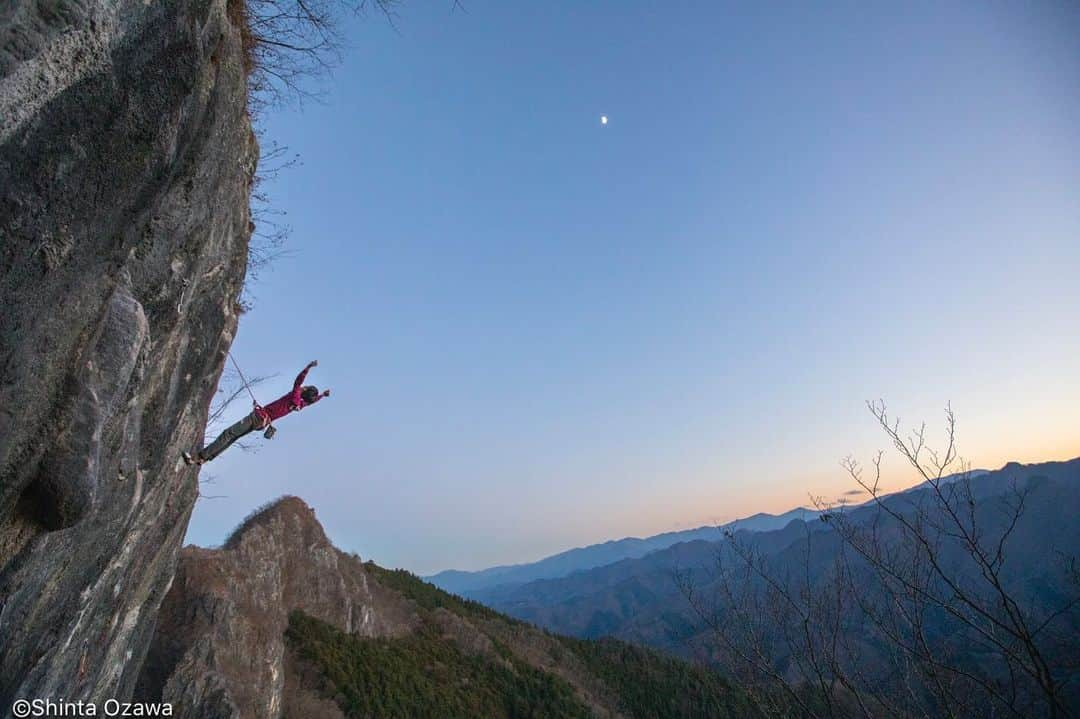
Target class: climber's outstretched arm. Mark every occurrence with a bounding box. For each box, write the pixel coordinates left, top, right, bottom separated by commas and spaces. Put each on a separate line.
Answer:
293, 359, 318, 389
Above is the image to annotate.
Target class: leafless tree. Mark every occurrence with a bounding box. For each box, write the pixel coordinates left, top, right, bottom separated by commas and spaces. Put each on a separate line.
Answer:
196, 473, 228, 501
241, 139, 299, 311
207, 367, 269, 429
229, 0, 400, 306
205, 367, 277, 452
194, 368, 278, 500
679, 402, 1079, 718
232, 0, 400, 111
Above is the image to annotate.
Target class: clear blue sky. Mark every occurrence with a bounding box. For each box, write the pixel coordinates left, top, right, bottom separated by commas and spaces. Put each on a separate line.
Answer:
186, 1, 1080, 575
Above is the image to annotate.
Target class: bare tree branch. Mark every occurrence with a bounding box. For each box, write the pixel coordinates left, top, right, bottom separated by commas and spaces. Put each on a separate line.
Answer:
679, 403, 1079, 718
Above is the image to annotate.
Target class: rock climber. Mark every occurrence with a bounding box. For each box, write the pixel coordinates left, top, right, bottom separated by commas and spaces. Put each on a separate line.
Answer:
184, 360, 330, 465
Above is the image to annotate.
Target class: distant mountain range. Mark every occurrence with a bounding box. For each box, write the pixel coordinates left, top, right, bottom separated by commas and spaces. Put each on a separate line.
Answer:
460, 455, 1075, 656
427, 468, 995, 596
464, 455, 1080, 712
426, 506, 825, 596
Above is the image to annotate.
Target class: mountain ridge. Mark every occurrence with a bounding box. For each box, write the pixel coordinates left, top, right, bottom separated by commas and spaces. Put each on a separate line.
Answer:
426, 506, 824, 595
427, 467, 995, 596
466, 458, 1080, 669
137, 495, 759, 718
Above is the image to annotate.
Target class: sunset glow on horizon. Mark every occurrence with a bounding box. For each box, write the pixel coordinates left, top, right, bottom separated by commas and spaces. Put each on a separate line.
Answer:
184, 1, 1080, 575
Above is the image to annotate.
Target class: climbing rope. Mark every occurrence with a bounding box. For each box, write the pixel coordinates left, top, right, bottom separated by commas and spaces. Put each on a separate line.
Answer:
226, 351, 276, 438
227, 351, 261, 410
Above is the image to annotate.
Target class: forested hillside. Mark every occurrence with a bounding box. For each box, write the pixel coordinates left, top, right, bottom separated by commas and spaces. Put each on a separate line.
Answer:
140, 497, 759, 718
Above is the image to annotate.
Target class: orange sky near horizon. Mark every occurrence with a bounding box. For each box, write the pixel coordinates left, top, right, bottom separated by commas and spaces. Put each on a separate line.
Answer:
545, 414, 1080, 557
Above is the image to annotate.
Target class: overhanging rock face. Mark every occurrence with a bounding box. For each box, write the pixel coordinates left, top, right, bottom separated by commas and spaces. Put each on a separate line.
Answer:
0, 0, 255, 705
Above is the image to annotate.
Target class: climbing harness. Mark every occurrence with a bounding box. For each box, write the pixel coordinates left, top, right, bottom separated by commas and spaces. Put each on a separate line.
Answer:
227, 351, 276, 439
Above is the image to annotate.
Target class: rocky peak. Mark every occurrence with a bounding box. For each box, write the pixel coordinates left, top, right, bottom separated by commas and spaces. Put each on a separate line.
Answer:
223, 495, 328, 550
138, 495, 758, 719
135, 498, 417, 718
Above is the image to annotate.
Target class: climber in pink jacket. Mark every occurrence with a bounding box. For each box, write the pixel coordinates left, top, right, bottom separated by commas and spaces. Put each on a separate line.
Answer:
184, 360, 330, 465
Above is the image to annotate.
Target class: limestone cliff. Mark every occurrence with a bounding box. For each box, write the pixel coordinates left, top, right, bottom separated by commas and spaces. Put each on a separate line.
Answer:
0, 0, 255, 707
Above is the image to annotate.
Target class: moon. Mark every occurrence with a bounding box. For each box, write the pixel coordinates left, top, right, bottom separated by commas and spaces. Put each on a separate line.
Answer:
600, 115, 608, 125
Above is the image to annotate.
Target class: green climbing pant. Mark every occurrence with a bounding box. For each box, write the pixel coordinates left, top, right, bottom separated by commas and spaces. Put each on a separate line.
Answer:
199, 412, 259, 462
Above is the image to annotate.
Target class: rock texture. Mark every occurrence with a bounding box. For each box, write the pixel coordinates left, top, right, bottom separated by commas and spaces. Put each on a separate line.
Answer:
138, 497, 759, 718
0, 0, 255, 707
135, 498, 417, 719
138, 498, 646, 718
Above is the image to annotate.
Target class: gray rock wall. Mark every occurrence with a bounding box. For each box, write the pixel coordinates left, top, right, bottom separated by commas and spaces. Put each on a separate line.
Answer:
0, 0, 254, 707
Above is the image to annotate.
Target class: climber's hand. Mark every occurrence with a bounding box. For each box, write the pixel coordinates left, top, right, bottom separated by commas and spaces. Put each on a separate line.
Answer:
308, 360, 318, 368
322, 389, 331, 398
